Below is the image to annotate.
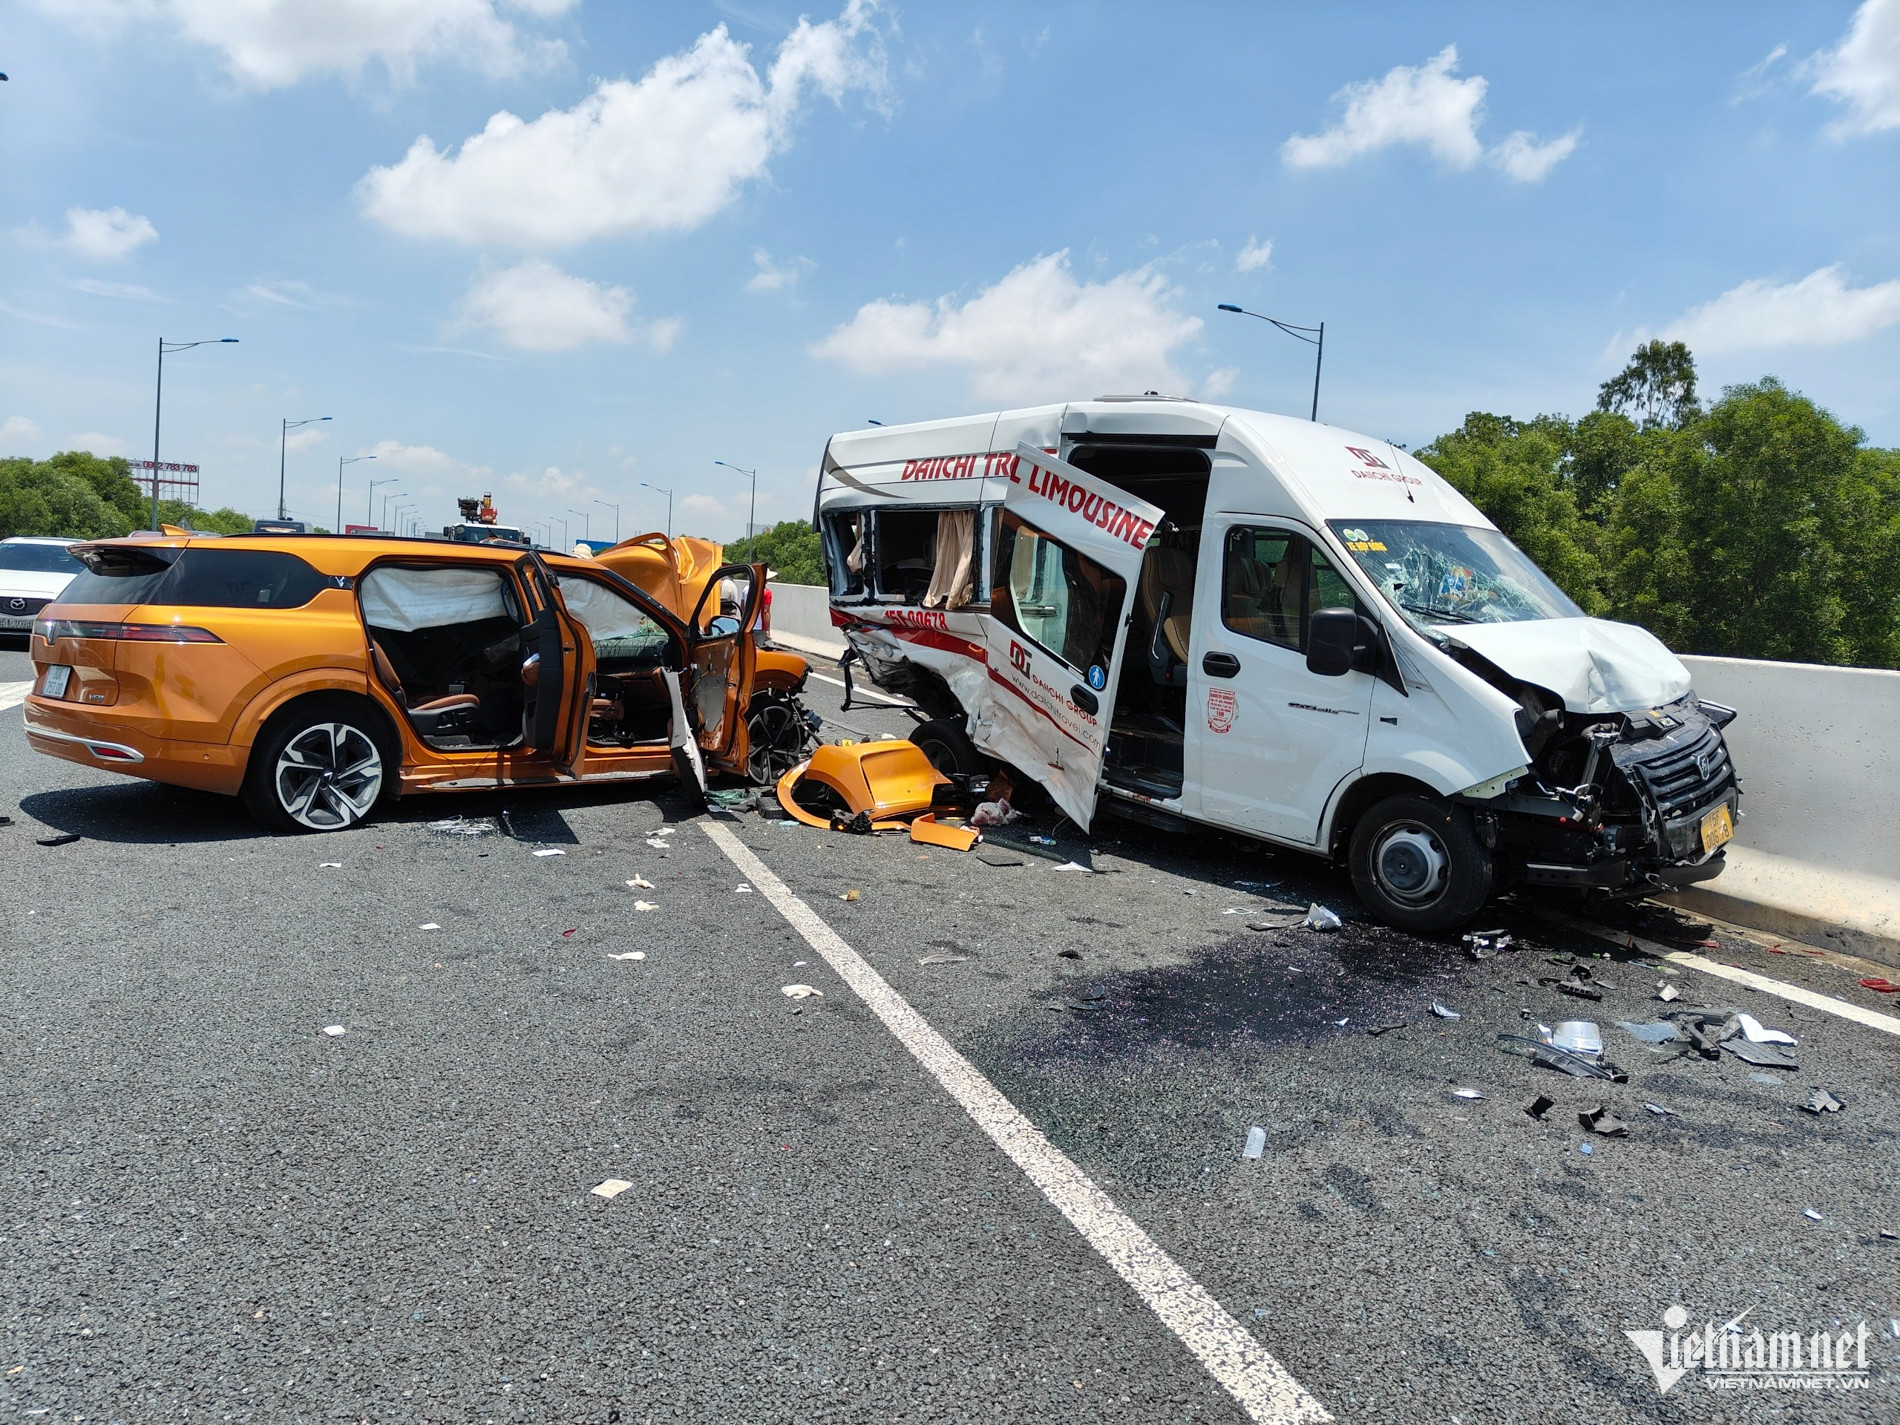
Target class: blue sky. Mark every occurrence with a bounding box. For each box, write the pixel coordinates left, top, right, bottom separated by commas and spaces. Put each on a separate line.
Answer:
4, 1, 1897, 540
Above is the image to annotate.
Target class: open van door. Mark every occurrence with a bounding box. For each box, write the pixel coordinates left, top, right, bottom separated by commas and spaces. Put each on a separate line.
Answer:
977, 445, 1161, 829
684, 563, 764, 771
514, 552, 595, 779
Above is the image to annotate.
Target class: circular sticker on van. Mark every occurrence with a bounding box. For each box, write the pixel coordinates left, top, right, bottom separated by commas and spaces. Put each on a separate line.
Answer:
1087, 664, 1107, 690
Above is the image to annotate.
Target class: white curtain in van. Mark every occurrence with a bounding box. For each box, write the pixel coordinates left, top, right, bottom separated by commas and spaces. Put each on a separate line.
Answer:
923, 509, 974, 609
360, 566, 509, 632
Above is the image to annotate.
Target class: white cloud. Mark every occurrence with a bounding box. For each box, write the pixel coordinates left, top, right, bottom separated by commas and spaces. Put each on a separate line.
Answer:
1734, 43, 1790, 104
71, 431, 128, 455
362, 439, 490, 479
1809, 0, 1900, 137
1487, 127, 1581, 182
812, 250, 1204, 404
64, 206, 157, 261
1201, 367, 1237, 400
43, 0, 578, 89
453, 258, 679, 353
241, 279, 349, 310
3, 416, 43, 446
357, 1, 886, 247
284, 426, 331, 454
505, 464, 593, 499
680, 493, 728, 516
71, 278, 169, 302
746, 247, 815, 291
1283, 44, 1576, 182
1659, 265, 1900, 354
1235, 236, 1273, 274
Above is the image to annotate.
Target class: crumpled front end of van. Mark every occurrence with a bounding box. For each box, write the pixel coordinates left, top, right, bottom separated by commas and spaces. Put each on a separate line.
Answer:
1469, 692, 1741, 895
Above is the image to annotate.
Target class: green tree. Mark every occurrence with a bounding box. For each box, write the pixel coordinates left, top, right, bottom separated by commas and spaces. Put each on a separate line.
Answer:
0, 449, 261, 540
1413, 413, 1607, 614
1597, 339, 1699, 429
725, 519, 825, 585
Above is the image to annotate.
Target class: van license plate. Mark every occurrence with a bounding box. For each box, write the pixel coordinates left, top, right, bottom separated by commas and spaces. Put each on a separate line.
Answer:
40, 665, 72, 699
1699, 802, 1733, 854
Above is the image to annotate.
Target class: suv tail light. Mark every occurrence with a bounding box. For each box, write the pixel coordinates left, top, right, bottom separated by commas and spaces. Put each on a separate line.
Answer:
37, 619, 223, 643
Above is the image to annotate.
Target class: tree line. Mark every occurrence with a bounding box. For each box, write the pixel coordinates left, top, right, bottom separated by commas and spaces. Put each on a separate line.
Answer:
1415, 342, 1900, 669
0, 450, 258, 538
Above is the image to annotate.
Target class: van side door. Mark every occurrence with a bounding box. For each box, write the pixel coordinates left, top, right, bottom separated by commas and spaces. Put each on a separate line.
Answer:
979, 445, 1160, 830
1191, 520, 1374, 844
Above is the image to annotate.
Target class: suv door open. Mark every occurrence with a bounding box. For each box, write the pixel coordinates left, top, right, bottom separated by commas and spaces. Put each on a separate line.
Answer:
514, 552, 595, 779
978, 445, 1161, 829
684, 564, 764, 768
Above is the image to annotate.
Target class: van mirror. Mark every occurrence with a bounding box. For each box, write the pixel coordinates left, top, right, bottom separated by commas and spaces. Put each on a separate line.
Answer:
1307, 607, 1360, 676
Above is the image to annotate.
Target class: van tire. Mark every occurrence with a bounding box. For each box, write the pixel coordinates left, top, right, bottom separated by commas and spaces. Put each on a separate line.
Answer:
242, 699, 394, 834
1348, 793, 1493, 933
908, 718, 984, 778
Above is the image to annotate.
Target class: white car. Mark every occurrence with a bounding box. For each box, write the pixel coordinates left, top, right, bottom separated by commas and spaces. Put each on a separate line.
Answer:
0, 537, 84, 637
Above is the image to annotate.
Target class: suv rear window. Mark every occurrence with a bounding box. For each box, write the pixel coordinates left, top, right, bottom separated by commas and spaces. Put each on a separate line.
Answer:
57, 547, 331, 610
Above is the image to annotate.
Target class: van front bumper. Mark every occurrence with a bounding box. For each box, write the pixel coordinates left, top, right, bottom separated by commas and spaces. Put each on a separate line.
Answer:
23, 698, 247, 794
1521, 852, 1727, 892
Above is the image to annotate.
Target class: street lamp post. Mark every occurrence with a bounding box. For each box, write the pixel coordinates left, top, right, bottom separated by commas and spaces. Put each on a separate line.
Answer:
594, 499, 620, 543
568, 508, 590, 547
381, 491, 405, 531
279, 415, 332, 520
367, 476, 398, 529
1216, 305, 1325, 422
337, 455, 375, 532
640, 482, 674, 539
150, 337, 238, 531
393, 504, 413, 538
713, 461, 758, 541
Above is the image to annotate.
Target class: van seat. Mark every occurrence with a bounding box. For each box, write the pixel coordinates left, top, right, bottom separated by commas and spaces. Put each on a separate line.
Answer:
1138, 546, 1195, 685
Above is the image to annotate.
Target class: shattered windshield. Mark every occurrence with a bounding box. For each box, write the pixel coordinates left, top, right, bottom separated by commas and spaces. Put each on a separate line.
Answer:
1327, 521, 1582, 626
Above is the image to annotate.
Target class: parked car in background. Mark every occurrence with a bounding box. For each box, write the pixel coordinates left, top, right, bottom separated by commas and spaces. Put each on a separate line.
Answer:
0, 537, 84, 640
24, 531, 815, 831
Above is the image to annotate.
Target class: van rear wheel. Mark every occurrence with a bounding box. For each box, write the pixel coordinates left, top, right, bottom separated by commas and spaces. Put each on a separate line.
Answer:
908, 718, 984, 778
1348, 793, 1492, 933
243, 701, 391, 834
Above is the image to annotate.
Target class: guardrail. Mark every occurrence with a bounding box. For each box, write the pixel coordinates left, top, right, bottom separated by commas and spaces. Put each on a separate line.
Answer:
768, 582, 1900, 960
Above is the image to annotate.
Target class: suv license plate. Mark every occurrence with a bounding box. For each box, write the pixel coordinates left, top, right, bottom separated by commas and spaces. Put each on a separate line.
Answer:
40, 665, 72, 699
1699, 802, 1734, 854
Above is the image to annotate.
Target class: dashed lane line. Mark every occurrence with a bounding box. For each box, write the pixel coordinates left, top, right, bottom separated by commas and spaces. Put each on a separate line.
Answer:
804, 671, 914, 708
1, 681, 34, 712
701, 817, 1332, 1425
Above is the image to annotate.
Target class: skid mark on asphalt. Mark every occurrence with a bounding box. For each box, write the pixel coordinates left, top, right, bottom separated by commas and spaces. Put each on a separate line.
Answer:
0, 680, 33, 711
701, 817, 1332, 1425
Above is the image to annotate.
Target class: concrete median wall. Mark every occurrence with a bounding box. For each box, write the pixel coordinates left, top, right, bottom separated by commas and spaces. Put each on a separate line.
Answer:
768, 580, 1898, 957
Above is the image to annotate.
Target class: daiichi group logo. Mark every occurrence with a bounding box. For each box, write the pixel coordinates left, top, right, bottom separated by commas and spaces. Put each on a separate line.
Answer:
1625, 1305, 1872, 1394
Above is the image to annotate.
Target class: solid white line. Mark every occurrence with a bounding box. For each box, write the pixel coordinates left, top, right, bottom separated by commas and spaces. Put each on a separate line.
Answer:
805, 671, 914, 707
701, 818, 1331, 1425
0, 681, 33, 712
1539, 910, 1900, 1038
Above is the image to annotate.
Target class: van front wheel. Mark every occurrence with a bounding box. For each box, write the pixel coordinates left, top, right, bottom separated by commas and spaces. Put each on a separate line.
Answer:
1348, 794, 1492, 933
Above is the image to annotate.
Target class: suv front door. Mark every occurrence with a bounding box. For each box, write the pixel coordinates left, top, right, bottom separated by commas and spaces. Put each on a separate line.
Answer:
514, 552, 595, 779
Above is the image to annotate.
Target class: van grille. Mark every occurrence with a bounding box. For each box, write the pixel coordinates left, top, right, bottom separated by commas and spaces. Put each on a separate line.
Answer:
1618, 723, 1735, 822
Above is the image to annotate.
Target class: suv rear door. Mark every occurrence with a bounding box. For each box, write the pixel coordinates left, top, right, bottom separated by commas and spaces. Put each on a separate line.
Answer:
979, 445, 1160, 829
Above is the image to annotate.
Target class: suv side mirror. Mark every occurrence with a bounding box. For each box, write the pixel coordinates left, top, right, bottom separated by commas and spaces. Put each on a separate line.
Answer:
1307, 607, 1376, 677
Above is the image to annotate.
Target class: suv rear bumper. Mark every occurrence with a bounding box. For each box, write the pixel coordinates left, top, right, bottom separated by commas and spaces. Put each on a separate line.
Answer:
24, 698, 246, 794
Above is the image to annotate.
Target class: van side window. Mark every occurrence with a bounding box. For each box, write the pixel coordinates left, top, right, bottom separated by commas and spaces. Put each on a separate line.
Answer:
990, 511, 1125, 676
1223, 528, 1363, 653
825, 512, 867, 598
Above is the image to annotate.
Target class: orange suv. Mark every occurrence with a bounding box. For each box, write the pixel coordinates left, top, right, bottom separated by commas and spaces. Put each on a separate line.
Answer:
23, 532, 814, 831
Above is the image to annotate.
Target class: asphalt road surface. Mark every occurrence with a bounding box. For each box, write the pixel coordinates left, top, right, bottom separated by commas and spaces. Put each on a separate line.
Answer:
3, 639, 1898, 1424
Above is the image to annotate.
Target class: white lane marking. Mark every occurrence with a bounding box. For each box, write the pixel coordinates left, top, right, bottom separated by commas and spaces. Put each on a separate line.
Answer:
1541, 910, 1900, 1038
1, 680, 34, 711
701, 819, 1331, 1425
805, 671, 913, 708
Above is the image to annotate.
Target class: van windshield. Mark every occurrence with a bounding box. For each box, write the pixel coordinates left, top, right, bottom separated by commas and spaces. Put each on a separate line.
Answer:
1327, 520, 1582, 626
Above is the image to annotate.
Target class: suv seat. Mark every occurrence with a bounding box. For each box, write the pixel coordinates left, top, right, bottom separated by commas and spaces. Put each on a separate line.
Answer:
370, 641, 483, 737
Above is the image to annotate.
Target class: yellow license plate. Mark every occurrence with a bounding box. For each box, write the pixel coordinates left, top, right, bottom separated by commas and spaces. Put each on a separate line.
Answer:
1699, 802, 1734, 854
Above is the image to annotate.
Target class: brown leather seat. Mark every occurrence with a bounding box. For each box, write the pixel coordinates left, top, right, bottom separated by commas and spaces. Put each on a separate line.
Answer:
1138, 545, 1196, 685
371, 642, 481, 735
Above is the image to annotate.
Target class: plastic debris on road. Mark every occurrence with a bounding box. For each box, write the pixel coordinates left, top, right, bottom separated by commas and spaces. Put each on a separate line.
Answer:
561, 928, 578, 937
632, 900, 657, 911
1736, 1012, 1797, 1046
977, 852, 1025, 867
1242, 1126, 1266, 1160
1451, 1088, 1486, 1100
533, 848, 566, 857
1431, 1002, 1461, 1020
319, 861, 342, 868
781, 984, 823, 999
628, 876, 654, 889
1366, 1022, 1406, 1036
1656, 981, 1680, 1002
1579, 1105, 1628, 1136
736, 884, 753, 893
36, 833, 80, 847
645, 838, 670, 850
1056, 949, 1081, 959
1722, 1038, 1798, 1069
1804, 1208, 1824, 1221
1616, 1019, 1680, 1044
1578, 1143, 1594, 1156
322, 1025, 346, 1037
1525, 1095, 1555, 1119
1859, 977, 1898, 994
1304, 903, 1342, 932
1549, 1021, 1604, 1061
590, 1179, 632, 1200
1029, 835, 1057, 846
839, 889, 862, 902
419, 922, 441, 931
919, 954, 969, 965
428, 816, 497, 837
1804, 1088, 1844, 1114
1463, 929, 1512, 960
1049, 861, 1097, 874
606, 952, 646, 961
1644, 1101, 1677, 1117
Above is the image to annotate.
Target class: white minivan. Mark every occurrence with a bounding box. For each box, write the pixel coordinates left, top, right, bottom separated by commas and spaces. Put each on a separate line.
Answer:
813, 398, 1740, 931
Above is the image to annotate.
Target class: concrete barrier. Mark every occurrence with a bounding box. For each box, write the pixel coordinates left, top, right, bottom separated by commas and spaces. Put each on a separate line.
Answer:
768, 581, 1898, 960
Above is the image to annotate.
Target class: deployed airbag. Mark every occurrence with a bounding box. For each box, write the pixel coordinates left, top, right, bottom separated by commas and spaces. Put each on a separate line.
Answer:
360, 566, 509, 633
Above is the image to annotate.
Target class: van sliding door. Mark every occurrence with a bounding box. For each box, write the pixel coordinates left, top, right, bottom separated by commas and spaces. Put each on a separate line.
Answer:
976, 444, 1161, 830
